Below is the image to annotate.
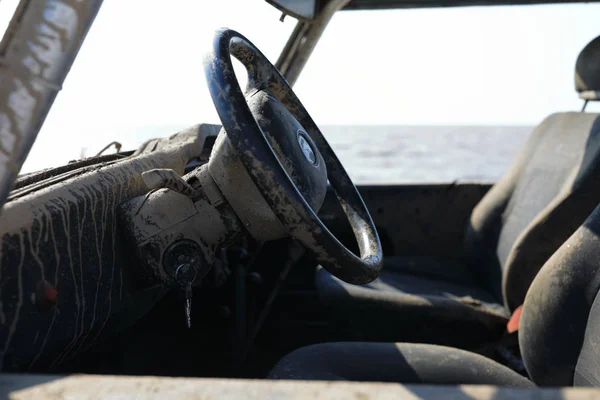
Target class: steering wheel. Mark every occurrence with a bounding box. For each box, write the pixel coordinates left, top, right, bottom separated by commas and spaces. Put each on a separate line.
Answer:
203, 28, 382, 284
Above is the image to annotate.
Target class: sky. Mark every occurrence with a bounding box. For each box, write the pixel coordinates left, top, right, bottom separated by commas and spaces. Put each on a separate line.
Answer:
0, 0, 599, 172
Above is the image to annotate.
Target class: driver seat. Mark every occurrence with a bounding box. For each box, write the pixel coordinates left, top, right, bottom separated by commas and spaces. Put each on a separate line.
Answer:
269, 196, 600, 387
315, 35, 600, 348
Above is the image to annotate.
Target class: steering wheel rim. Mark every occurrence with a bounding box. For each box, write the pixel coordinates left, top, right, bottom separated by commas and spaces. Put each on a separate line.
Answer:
204, 28, 382, 284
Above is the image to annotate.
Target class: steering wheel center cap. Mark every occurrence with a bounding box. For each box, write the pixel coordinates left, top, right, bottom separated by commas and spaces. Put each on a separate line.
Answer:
297, 130, 318, 166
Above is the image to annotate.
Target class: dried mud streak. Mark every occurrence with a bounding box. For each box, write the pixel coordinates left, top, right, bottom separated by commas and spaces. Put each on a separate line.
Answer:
27, 216, 45, 282
76, 190, 89, 348
88, 185, 103, 331
50, 197, 79, 368
27, 208, 61, 369
60, 184, 103, 361
86, 175, 120, 356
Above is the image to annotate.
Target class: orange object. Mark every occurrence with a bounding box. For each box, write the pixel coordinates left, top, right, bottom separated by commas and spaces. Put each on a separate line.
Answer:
507, 305, 523, 333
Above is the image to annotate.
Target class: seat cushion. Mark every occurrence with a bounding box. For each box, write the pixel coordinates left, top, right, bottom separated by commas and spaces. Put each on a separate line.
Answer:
316, 257, 509, 348
269, 342, 534, 387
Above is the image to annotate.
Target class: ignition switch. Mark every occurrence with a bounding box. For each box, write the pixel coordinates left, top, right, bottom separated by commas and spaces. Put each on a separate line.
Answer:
163, 240, 203, 328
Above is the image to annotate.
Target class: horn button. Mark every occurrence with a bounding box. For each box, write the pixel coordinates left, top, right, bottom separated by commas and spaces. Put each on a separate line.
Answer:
247, 90, 327, 212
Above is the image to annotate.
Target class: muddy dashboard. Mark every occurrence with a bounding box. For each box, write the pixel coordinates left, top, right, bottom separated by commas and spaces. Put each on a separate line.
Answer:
0, 124, 221, 371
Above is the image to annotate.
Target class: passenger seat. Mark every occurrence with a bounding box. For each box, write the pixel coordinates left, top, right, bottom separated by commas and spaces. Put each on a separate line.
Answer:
314, 34, 600, 348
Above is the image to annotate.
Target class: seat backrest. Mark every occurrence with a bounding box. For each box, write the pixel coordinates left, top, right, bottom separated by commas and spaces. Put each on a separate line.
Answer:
464, 35, 600, 311
520, 202, 600, 387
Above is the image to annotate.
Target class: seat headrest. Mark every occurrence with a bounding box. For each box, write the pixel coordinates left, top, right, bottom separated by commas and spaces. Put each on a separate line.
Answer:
576, 35, 600, 101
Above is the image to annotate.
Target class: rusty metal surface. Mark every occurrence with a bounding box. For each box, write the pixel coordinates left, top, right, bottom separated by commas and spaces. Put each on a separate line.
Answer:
0, 0, 103, 213
3, 374, 600, 399
0, 124, 219, 372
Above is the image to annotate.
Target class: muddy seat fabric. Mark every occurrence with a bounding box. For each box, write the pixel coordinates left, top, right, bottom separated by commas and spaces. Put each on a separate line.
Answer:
316, 34, 600, 347
270, 203, 600, 387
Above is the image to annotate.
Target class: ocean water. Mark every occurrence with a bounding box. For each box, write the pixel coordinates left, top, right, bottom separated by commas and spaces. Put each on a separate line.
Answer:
26, 124, 532, 183
321, 125, 533, 184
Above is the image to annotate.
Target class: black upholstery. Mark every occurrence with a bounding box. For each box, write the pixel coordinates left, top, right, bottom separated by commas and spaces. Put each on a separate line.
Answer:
270, 203, 600, 387
268, 342, 534, 387
575, 293, 600, 386
316, 262, 507, 347
520, 204, 600, 386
